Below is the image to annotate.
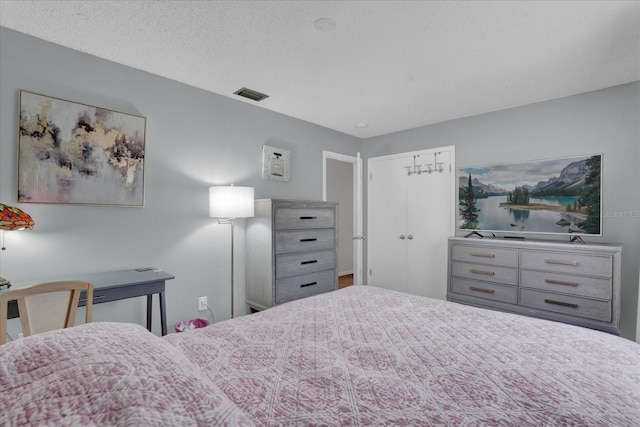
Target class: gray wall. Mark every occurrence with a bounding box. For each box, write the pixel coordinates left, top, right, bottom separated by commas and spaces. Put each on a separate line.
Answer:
0, 28, 360, 337
362, 82, 640, 339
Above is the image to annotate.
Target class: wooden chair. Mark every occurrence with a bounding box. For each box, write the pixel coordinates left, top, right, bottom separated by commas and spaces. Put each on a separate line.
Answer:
0, 281, 93, 345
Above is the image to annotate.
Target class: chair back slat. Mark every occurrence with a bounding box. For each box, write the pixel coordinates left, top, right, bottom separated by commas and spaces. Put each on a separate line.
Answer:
1, 281, 94, 345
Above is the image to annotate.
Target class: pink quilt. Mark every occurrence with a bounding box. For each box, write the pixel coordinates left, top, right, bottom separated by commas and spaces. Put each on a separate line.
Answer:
1, 286, 639, 426
166, 285, 640, 426
0, 322, 254, 426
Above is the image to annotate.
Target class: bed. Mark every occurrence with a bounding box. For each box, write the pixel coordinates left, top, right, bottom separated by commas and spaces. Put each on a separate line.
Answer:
1, 285, 639, 426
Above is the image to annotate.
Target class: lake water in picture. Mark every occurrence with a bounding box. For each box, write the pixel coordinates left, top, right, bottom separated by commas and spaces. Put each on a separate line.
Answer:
462, 195, 584, 233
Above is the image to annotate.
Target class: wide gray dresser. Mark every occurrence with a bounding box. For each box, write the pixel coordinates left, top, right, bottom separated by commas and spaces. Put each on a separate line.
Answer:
447, 236, 622, 334
246, 199, 338, 311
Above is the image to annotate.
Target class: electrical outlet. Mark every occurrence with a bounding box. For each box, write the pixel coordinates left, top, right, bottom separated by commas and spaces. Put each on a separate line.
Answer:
198, 296, 208, 311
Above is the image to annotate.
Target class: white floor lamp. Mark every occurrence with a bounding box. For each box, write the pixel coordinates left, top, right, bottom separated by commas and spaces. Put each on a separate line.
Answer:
209, 186, 255, 318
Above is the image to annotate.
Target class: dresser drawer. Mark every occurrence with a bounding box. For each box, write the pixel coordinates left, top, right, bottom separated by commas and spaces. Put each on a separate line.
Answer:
248, 199, 338, 311
451, 277, 517, 304
275, 269, 336, 304
520, 270, 612, 299
519, 288, 611, 322
276, 250, 335, 279
447, 237, 621, 335
275, 229, 335, 254
520, 250, 612, 277
451, 244, 518, 267
451, 261, 517, 285
275, 207, 335, 230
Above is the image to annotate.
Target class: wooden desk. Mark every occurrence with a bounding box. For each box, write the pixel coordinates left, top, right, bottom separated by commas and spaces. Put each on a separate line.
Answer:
0, 268, 175, 336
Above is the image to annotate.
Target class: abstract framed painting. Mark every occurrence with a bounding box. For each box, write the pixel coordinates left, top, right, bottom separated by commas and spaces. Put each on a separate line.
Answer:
17, 90, 146, 207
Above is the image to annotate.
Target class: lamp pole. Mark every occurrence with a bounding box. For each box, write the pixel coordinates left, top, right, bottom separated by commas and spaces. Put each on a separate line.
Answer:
229, 218, 236, 318
209, 186, 254, 320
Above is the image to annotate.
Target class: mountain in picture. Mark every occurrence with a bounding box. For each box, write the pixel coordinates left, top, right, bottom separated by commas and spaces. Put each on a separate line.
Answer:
530, 159, 589, 196
458, 159, 591, 198
457, 176, 507, 197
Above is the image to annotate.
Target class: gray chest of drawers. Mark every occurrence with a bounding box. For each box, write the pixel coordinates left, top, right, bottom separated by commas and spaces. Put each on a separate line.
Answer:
246, 199, 338, 311
447, 237, 622, 334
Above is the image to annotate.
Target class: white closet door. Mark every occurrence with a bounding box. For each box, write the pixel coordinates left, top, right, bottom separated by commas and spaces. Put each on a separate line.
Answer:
406, 151, 452, 299
367, 156, 407, 291
368, 147, 454, 299
405, 165, 430, 297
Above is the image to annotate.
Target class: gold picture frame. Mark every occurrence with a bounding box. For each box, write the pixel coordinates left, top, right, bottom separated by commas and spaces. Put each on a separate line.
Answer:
17, 90, 146, 207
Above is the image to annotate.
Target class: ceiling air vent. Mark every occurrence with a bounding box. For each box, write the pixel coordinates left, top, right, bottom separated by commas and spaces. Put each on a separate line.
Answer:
234, 87, 269, 102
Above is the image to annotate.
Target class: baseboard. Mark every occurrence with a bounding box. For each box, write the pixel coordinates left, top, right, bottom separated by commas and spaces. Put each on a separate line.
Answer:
339, 270, 354, 277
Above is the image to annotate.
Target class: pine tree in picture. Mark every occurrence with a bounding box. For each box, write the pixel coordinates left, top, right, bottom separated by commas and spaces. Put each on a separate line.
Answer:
459, 173, 480, 229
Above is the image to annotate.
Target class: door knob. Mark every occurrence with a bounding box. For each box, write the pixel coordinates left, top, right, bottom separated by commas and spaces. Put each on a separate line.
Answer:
407, 235, 414, 240
399, 235, 406, 240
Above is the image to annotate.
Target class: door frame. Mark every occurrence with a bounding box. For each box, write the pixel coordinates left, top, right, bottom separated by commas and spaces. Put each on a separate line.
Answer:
323, 151, 363, 285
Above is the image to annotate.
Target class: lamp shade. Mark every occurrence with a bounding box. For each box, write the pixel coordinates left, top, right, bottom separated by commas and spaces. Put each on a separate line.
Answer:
0, 203, 35, 230
209, 186, 255, 218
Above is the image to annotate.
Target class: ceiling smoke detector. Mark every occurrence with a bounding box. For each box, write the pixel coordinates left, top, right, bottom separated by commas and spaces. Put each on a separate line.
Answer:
314, 17, 336, 32
234, 87, 269, 102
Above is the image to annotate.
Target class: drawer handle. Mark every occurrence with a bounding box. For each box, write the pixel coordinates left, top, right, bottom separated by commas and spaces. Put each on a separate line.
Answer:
299, 216, 317, 220
78, 295, 106, 304
470, 252, 496, 258
301, 260, 318, 265
300, 281, 318, 288
544, 299, 578, 309
544, 278, 579, 287
470, 286, 495, 294
300, 238, 318, 242
469, 268, 495, 276
545, 259, 579, 266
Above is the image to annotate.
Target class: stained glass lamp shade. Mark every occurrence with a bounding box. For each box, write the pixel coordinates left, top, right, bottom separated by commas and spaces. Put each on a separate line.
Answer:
0, 204, 35, 231
1, 203, 35, 287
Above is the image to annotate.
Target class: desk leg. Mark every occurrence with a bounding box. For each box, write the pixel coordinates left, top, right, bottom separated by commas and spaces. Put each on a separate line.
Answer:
146, 294, 153, 332
159, 291, 167, 336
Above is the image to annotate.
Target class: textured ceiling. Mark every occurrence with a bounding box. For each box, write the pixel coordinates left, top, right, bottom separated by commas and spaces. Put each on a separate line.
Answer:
1, 1, 638, 139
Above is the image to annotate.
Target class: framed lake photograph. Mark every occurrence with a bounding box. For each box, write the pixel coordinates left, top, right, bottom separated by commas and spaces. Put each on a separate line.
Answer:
458, 154, 602, 236
17, 90, 146, 207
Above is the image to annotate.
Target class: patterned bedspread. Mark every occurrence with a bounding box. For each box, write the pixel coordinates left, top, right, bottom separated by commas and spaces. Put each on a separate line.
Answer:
0, 322, 253, 426
166, 285, 640, 426
1, 285, 639, 426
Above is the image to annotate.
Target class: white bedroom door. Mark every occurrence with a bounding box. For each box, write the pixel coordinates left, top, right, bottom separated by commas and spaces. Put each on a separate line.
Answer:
367, 156, 408, 292
405, 150, 452, 300
368, 147, 455, 299
323, 151, 364, 286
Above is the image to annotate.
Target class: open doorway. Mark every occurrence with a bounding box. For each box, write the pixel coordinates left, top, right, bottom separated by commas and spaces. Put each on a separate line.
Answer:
323, 151, 363, 287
